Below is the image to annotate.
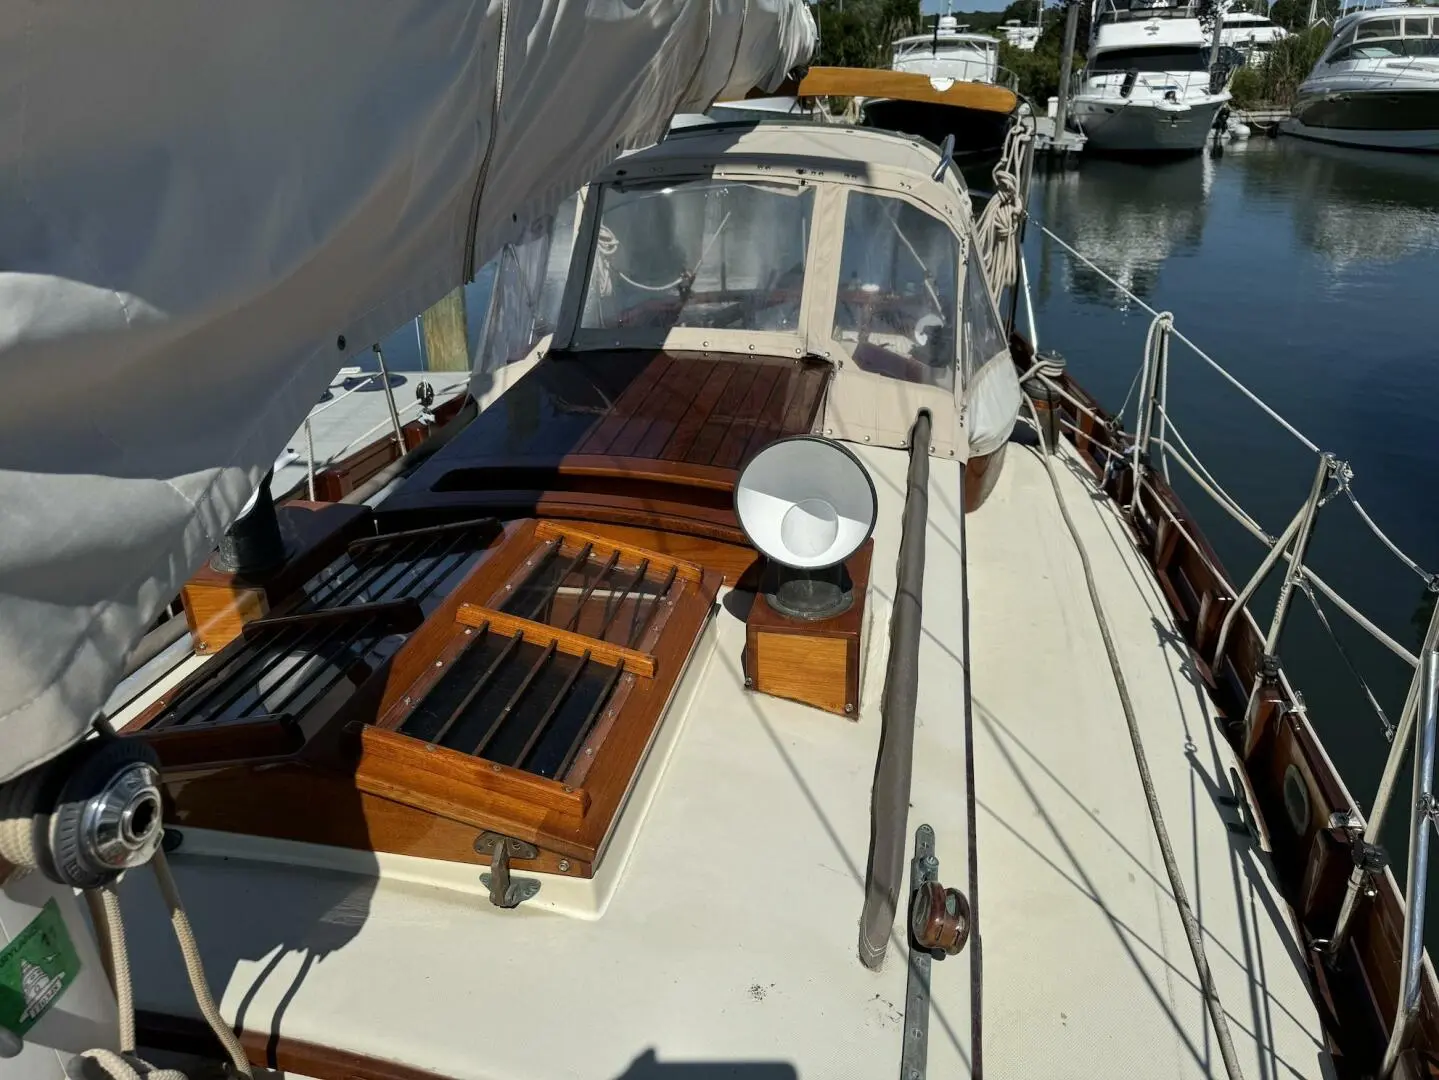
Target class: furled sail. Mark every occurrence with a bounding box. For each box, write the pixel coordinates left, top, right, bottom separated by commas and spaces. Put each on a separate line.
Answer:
0, 0, 816, 783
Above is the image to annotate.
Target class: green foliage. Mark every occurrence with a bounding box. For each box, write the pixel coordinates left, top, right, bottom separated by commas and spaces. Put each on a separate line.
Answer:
813, 0, 924, 68
997, 2, 1090, 105
1269, 0, 1340, 32
1228, 21, 1332, 107
1000, 41, 1064, 103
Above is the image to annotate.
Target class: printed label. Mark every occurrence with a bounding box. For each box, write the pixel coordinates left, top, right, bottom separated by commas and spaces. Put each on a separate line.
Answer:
0, 899, 82, 1037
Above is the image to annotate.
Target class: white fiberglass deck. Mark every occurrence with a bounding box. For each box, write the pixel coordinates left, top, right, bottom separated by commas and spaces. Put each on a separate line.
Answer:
966, 437, 1332, 1080
118, 435, 1331, 1079
270, 369, 468, 499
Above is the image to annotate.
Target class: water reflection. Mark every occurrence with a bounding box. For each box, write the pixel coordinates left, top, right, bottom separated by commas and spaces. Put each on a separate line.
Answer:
1229, 138, 1439, 266
1035, 154, 1216, 309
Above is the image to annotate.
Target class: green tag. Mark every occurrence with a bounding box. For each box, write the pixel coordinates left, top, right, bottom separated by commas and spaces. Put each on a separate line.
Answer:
0, 899, 82, 1037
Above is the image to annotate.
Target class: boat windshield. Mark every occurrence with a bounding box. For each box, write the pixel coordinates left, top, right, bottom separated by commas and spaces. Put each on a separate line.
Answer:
580, 180, 812, 334
832, 192, 959, 392
1327, 15, 1439, 60
1090, 46, 1211, 72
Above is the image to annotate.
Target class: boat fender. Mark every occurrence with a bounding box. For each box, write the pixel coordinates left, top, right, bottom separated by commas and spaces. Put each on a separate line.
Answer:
1121, 69, 1139, 98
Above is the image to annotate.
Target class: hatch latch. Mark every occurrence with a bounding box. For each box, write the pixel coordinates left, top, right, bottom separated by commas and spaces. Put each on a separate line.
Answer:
475, 832, 540, 909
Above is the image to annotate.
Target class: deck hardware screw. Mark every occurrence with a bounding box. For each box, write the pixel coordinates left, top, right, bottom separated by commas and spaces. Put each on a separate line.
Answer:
930, 445, 935, 453
558, 859, 571, 872
492, 763, 502, 772
923, 854, 939, 869
434, 659, 443, 667
845, 703, 854, 714
702, 341, 710, 348
563, 786, 574, 794
505, 583, 513, 590
196, 641, 208, 652
585, 747, 594, 756
864, 435, 871, 442
403, 696, 412, 705
465, 627, 473, 635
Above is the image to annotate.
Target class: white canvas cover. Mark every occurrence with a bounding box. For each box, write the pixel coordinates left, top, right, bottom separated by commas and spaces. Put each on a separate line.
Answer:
0, 0, 815, 783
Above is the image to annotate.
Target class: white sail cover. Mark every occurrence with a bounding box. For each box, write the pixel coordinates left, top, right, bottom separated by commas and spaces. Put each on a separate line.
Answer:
0, 0, 815, 783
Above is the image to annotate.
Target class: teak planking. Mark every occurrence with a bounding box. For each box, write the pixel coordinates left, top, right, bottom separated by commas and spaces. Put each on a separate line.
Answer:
180, 584, 267, 657
534, 519, 705, 582
529, 521, 759, 586
754, 633, 851, 715
743, 541, 872, 717
454, 604, 659, 678
353, 724, 590, 819
180, 501, 371, 654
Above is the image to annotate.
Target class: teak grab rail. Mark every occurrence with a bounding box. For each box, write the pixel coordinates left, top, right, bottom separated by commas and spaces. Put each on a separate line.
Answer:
859, 410, 931, 970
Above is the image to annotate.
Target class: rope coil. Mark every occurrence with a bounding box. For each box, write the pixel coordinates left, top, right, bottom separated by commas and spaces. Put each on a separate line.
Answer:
974, 121, 1033, 304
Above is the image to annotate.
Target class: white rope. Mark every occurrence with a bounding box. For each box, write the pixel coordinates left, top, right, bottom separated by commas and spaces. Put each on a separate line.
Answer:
1150, 427, 1268, 541
1024, 399, 1247, 1080
151, 850, 251, 1078
974, 121, 1033, 304
0, 757, 252, 1080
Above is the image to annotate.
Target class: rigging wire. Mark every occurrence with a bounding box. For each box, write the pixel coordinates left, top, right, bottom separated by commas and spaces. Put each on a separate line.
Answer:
1299, 580, 1397, 742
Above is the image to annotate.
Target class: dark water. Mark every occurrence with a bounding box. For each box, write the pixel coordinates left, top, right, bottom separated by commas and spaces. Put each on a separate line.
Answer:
1021, 137, 1439, 907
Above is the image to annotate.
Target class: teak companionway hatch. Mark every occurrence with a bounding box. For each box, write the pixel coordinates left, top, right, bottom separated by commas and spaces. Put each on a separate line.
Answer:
120, 513, 722, 882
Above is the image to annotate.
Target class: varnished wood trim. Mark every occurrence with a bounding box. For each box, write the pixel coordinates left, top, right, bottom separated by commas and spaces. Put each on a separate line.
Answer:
533, 520, 704, 583
455, 603, 659, 678
764, 66, 1018, 116
354, 725, 590, 820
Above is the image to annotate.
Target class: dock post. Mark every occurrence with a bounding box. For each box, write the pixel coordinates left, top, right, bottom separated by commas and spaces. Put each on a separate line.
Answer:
1053, 0, 1082, 140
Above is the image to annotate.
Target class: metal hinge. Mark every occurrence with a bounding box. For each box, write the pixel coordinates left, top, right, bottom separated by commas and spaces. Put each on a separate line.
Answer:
475, 832, 540, 909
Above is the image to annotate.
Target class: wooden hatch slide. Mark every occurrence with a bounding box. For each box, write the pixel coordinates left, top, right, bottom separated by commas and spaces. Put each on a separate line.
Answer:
740, 66, 1019, 117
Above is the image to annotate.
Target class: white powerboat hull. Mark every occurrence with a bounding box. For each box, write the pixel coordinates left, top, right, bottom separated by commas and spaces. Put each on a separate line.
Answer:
1280, 115, 1439, 151
1071, 95, 1227, 152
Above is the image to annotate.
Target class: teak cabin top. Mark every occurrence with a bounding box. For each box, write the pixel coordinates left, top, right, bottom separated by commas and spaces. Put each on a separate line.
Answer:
120, 348, 830, 880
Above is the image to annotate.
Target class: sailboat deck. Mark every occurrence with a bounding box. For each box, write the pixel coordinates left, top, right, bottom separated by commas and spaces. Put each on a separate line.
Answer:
966, 438, 1333, 1079
120, 435, 1331, 1078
